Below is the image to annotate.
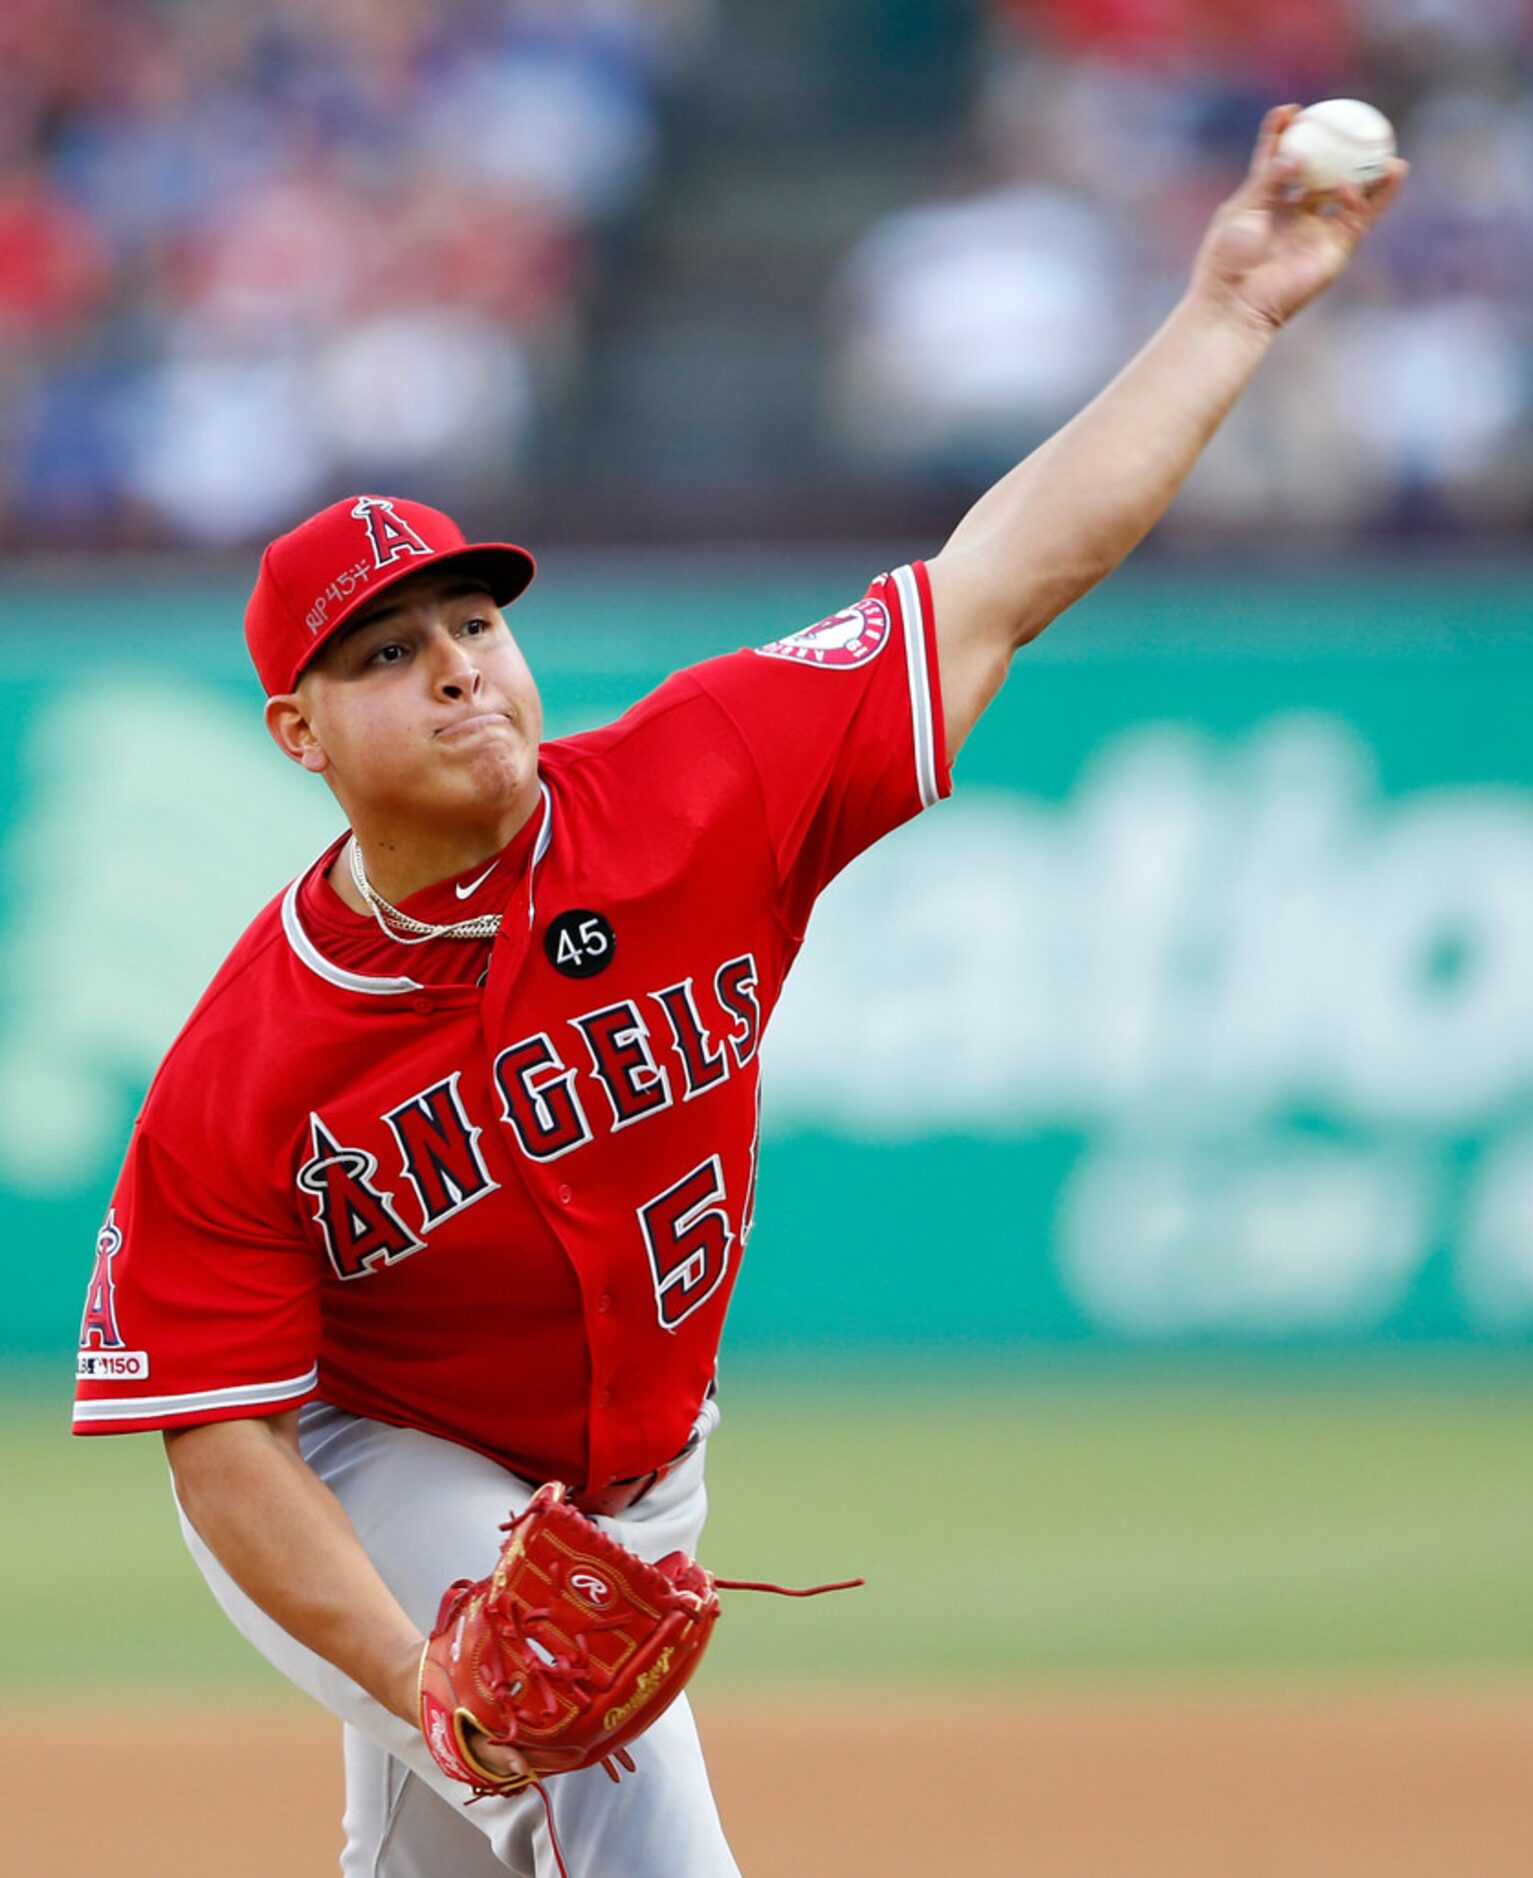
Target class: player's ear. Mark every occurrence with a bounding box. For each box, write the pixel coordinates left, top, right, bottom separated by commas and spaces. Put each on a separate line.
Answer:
264, 692, 329, 773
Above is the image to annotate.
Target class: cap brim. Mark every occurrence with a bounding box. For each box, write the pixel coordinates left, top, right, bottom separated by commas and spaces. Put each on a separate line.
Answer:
295, 540, 537, 687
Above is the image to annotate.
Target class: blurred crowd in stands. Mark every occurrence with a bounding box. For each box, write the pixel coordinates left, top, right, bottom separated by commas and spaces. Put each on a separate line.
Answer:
3, 0, 1530, 549
0, 0, 707, 547
830, 0, 1533, 537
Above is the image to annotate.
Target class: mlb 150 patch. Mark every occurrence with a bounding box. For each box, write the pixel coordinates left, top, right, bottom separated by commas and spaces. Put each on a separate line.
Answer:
77, 1349, 149, 1380
755, 598, 890, 668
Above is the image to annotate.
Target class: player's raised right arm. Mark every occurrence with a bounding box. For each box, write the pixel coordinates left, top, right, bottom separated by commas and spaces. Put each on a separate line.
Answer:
923, 106, 1407, 759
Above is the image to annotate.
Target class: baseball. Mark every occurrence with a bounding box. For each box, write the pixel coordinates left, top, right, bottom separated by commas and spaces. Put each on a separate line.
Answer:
1278, 99, 1397, 192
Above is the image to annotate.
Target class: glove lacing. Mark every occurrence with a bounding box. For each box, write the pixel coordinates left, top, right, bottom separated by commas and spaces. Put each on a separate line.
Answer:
480, 1589, 637, 1759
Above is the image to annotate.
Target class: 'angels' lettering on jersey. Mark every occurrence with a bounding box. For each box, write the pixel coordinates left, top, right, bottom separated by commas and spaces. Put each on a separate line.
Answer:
302, 951, 762, 1270
297, 1115, 426, 1281
382, 1072, 498, 1230
496, 952, 759, 1161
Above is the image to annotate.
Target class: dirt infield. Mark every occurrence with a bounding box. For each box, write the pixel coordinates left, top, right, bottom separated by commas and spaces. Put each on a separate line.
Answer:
8, 1684, 1533, 1875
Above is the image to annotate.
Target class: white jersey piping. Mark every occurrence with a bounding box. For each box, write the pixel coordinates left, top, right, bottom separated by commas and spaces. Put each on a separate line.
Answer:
526, 781, 554, 928
530, 780, 553, 869
73, 1365, 320, 1426
891, 564, 941, 811
282, 881, 423, 994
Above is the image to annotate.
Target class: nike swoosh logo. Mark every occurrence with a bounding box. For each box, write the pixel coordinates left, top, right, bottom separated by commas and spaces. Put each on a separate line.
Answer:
455, 863, 499, 900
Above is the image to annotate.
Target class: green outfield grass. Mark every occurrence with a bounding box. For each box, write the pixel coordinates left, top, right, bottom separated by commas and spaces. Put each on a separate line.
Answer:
9, 1359, 1533, 1693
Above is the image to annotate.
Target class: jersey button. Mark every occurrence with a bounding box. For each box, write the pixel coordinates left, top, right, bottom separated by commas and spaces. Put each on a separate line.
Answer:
558, 1183, 573, 1204
597, 1292, 613, 1314
411, 996, 432, 1015
598, 1387, 613, 1407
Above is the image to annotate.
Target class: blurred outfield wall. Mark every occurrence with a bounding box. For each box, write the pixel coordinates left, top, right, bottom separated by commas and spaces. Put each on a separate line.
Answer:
2, 553, 1531, 1366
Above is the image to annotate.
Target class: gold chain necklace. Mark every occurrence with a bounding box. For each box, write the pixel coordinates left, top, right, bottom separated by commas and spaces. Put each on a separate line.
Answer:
346, 836, 502, 945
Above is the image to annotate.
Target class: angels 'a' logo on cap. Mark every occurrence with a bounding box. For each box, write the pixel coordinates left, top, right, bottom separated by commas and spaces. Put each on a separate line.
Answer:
353, 495, 433, 572
755, 597, 891, 669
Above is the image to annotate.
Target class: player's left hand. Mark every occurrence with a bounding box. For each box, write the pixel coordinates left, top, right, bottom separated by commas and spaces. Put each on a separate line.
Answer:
417, 1482, 724, 1797
1190, 104, 1408, 334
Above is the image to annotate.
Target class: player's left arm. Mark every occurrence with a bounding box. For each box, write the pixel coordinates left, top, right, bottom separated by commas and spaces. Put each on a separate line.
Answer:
925, 105, 1408, 758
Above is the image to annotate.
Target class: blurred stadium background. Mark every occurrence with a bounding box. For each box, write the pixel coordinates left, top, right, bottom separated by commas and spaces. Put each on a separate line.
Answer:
5, 1, 1533, 1872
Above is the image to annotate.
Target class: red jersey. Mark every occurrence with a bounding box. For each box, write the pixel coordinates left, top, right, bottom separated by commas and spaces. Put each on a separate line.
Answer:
73, 567, 949, 1493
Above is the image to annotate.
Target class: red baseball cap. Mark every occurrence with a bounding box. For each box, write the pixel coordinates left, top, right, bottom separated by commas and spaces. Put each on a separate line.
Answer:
244, 494, 537, 695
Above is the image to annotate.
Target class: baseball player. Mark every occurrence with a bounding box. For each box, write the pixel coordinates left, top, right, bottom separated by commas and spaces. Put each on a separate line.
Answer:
73, 115, 1402, 1876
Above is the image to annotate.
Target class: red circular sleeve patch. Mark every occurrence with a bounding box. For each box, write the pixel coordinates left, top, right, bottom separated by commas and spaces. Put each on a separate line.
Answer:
754, 598, 891, 669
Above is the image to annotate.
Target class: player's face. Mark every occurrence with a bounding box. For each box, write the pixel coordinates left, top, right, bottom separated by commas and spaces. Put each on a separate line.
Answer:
270, 570, 543, 829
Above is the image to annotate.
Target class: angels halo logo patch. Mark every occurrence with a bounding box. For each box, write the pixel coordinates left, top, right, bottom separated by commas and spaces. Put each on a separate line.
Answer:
755, 597, 891, 669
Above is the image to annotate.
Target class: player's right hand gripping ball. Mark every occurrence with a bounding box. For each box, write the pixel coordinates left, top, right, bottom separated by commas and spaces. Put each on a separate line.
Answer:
418, 1482, 721, 1795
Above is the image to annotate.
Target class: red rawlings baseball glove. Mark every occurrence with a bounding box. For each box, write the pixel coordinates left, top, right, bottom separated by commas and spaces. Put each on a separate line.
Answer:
418, 1494, 864, 1878
418, 1482, 719, 1796
419, 1481, 860, 1812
